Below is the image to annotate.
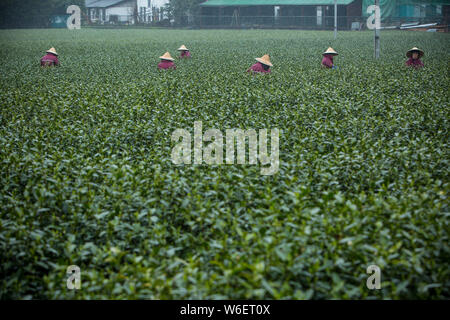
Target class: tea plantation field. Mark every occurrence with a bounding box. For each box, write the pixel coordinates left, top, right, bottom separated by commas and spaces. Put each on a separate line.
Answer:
0, 29, 448, 299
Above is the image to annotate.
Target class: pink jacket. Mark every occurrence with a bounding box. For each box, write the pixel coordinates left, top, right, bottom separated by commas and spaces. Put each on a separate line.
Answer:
158, 60, 176, 70
40, 53, 59, 67
180, 51, 191, 58
321, 55, 334, 68
247, 62, 271, 73
406, 58, 424, 68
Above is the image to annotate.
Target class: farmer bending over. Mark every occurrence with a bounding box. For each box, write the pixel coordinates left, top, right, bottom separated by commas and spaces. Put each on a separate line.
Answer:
178, 45, 191, 58
247, 54, 272, 74
158, 52, 176, 70
40, 47, 59, 67
405, 47, 424, 69
321, 47, 338, 69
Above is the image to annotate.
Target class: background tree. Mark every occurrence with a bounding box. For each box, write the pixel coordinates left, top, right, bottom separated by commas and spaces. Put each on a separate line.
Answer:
0, 0, 85, 28
167, 0, 204, 26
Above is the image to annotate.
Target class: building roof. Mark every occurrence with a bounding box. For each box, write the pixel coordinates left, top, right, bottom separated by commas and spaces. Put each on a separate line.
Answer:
85, 0, 127, 8
200, 0, 355, 6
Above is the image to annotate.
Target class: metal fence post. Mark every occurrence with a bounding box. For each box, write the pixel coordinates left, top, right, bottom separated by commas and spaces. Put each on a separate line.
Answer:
334, 0, 338, 39
375, 0, 380, 59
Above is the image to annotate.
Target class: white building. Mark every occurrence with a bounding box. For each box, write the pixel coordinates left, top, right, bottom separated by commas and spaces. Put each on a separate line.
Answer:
86, 0, 169, 24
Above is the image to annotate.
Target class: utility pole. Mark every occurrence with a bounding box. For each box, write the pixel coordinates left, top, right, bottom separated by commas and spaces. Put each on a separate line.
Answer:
334, 0, 337, 40
375, 0, 380, 59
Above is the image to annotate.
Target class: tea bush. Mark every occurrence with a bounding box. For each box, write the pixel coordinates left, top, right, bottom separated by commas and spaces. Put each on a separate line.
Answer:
0, 29, 448, 299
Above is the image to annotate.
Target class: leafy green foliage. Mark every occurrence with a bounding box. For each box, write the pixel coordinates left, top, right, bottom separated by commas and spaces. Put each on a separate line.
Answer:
0, 29, 448, 299
165, 0, 205, 23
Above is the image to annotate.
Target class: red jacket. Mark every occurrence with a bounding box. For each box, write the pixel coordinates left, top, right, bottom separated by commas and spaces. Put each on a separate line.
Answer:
406, 58, 424, 68
40, 53, 59, 67
247, 62, 271, 73
158, 60, 176, 70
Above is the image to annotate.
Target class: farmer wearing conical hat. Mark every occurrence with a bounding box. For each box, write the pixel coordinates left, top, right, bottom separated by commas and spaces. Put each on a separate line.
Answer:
405, 47, 424, 68
178, 45, 191, 58
40, 47, 60, 67
158, 52, 176, 70
321, 47, 338, 69
247, 54, 272, 74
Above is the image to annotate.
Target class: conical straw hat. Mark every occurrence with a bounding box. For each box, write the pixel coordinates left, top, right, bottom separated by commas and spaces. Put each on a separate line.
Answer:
46, 47, 58, 56
406, 47, 424, 58
159, 52, 174, 61
323, 47, 338, 55
255, 54, 273, 67
177, 45, 189, 51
